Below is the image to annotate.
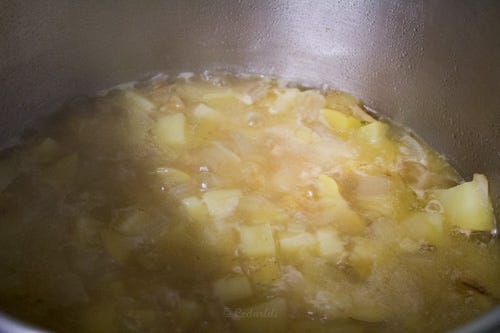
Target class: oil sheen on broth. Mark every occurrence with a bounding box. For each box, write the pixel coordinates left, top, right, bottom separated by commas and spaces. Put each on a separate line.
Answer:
0, 74, 498, 333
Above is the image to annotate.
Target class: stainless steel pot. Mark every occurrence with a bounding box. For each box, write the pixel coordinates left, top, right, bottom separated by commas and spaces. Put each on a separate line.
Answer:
1, 1, 499, 332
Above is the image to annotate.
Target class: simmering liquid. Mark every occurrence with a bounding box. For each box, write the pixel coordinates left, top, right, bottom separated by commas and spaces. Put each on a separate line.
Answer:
0, 74, 498, 332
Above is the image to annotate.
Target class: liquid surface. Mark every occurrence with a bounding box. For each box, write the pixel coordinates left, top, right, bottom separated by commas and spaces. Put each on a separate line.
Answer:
0, 74, 498, 333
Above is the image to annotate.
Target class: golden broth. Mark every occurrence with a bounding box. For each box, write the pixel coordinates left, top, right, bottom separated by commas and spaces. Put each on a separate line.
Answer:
0, 74, 498, 333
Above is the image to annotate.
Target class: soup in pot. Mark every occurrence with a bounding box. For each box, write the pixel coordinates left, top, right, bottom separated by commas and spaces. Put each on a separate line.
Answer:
0, 74, 498, 332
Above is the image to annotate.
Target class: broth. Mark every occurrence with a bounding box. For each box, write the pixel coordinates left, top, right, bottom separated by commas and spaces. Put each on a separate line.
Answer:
0, 74, 498, 332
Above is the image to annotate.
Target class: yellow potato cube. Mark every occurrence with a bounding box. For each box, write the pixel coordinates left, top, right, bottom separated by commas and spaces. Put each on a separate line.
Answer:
181, 196, 209, 223
321, 108, 362, 136
202, 189, 241, 220
212, 275, 252, 303
245, 257, 281, 286
239, 223, 276, 257
153, 113, 186, 146
435, 174, 494, 231
192, 103, 224, 138
193, 103, 223, 121
317, 174, 343, 200
355, 121, 389, 145
353, 121, 398, 165
316, 174, 366, 234
325, 90, 375, 123
122, 90, 156, 113
269, 89, 300, 114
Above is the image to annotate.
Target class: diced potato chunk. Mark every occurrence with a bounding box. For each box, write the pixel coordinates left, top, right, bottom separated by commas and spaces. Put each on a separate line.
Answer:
245, 257, 280, 286
122, 90, 156, 113
316, 175, 366, 234
354, 121, 398, 166
269, 89, 299, 114
232, 297, 287, 333
325, 90, 375, 123
435, 174, 494, 231
193, 104, 223, 138
193, 103, 223, 121
202, 189, 241, 220
153, 113, 186, 146
317, 174, 343, 200
316, 227, 344, 258
355, 121, 389, 145
279, 232, 317, 253
212, 276, 252, 303
181, 196, 209, 223
402, 212, 444, 244
321, 108, 362, 135
240, 223, 276, 257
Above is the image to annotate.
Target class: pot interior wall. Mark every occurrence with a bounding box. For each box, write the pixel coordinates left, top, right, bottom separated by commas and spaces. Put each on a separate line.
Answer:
1, 0, 499, 261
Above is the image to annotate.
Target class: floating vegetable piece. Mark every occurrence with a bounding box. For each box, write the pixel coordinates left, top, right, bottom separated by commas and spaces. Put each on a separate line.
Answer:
153, 113, 186, 146
240, 223, 276, 257
435, 174, 494, 231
